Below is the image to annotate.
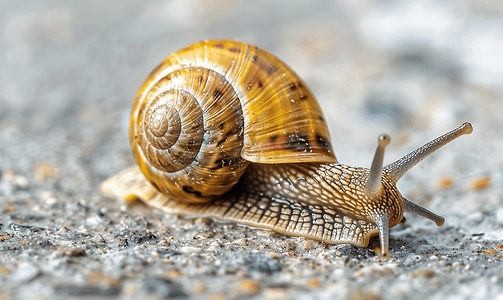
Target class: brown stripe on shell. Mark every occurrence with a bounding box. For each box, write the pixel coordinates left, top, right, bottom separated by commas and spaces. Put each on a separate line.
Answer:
251, 55, 278, 76
182, 186, 203, 197
213, 88, 223, 100
284, 133, 311, 151
315, 134, 331, 149
269, 134, 278, 144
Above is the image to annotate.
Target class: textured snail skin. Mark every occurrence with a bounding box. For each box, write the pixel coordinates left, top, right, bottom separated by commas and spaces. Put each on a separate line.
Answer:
101, 40, 473, 258
102, 163, 402, 249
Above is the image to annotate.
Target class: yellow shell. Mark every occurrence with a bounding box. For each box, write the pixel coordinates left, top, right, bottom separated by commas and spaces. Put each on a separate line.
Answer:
102, 39, 473, 258
130, 40, 336, 203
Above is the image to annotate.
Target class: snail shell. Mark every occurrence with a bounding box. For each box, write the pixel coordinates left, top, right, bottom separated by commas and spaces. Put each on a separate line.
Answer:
101, 40, 473, 258
130, 40, 335, 204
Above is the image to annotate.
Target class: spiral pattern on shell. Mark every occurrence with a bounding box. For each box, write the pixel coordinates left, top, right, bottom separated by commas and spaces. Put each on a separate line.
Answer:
132, 66, 248, 203
140, 90, 202, 172
130, 40, 337, 204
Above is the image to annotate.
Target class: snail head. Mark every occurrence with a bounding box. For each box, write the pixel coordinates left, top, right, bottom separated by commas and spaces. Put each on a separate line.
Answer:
364, 122, 473, 258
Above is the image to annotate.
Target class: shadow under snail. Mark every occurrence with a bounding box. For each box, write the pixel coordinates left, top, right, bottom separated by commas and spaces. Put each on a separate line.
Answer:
101, 39, 473, 258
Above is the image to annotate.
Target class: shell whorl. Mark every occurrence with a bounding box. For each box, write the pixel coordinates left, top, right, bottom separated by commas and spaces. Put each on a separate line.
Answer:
140, 89, 203, 172
131, 40, 337, 204
132, 67, 248, 203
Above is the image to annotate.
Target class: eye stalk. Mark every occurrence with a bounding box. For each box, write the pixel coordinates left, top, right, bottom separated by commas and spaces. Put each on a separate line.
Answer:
365, 122, 473, 258
365, 134, 392, 259
384, 122, 473, 183
365, 134, 390, 200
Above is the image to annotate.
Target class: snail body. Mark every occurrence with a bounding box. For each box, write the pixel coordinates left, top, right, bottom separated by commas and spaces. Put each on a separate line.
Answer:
101, 40, 473, 258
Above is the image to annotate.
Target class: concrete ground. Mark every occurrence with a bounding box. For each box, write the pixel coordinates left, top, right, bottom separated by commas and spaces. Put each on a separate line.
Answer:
1, 1, 502, 299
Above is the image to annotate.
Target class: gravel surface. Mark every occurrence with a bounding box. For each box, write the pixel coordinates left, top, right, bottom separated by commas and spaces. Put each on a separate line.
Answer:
1, 1, 503, 299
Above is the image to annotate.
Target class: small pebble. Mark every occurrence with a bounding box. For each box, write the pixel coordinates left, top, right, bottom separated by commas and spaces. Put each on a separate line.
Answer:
12, 262, 39, 282
34, 163, 60, 180
485, 249, 496, 255
306, 278, 321, 288
195, 217, 213, 226
304, 240, 315, 250
166, 269, 183, 279
436, 176, 454, 189
193, 283, 207, 294
470, 176, 492, 190
237, 279, 260, 295
180, 246, 202, 254
234, 238, 249, 247
60, 247, 86, 257
405, 255, 422, 266
347, 290, 382, 300
88, 271, 120, 288
3, 169, 29, 189
208, 294, 226, 300
193, 231, 215, 240
0, 233, 13, 241
264, 287, 288, 299
410, 269, 436, 278
123, 282, 139, 295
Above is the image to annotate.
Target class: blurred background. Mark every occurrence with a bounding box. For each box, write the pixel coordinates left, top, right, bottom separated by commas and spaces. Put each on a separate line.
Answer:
1, 0, 502, 228
1, 1, 503, 298
2, 0, 501, 200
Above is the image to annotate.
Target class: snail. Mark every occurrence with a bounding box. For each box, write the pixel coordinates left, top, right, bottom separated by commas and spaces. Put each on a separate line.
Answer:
101, 39, 473, 258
